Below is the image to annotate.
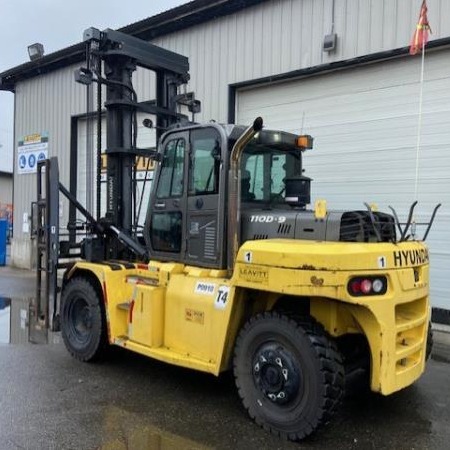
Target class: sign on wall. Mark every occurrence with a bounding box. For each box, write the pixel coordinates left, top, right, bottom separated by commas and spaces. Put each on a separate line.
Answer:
100, 154, 154, 181
17, 132, 48, 175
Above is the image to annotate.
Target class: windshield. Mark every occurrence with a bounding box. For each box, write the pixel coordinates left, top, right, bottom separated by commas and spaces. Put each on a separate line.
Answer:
241, 144, 302, 203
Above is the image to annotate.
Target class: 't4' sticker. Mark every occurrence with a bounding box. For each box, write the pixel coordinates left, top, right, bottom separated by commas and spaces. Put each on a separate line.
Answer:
214, 286, 230, 310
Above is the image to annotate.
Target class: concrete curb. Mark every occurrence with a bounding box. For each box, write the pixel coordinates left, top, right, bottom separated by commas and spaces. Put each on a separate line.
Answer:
432, 326, 450, 364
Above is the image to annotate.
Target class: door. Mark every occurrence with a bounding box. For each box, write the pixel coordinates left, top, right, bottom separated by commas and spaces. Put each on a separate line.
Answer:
147, 131, 187, 260
185, 127, 222, 266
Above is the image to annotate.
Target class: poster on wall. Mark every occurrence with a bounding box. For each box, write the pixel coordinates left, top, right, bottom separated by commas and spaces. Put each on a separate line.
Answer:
17, 132, 49, 175
100, 154, 154, 181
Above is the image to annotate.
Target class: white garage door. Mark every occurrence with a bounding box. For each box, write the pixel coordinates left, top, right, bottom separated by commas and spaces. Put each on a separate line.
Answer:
237, 49, 450, 311
77, 112, 156, 233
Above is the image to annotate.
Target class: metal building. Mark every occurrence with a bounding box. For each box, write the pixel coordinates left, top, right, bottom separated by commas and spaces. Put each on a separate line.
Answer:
0, 0, 449, 321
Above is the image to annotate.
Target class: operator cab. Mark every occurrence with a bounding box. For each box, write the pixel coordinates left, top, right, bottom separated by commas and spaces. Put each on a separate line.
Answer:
235, 129, 312, 209
144, 123, 312, 270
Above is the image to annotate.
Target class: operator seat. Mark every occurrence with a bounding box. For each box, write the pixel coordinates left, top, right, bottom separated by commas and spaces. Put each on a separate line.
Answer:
241, 170, 255, 201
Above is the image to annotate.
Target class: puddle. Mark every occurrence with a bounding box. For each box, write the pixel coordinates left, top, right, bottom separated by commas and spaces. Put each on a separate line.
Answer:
0, 297, 11, 344
0, 296, 59, 345
96, 425, 211, 450
96, 407, 212, 450
0, 296, 33, 344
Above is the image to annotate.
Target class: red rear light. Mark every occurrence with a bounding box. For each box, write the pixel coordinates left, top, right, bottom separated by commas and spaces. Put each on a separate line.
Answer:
348, 276, 387, 296
350, 280, 361, 294
360, 279, 372, 294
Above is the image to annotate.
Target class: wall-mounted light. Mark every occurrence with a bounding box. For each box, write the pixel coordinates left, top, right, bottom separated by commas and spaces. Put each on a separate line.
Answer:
27, 43, 45, 61
323, 33, 337, 52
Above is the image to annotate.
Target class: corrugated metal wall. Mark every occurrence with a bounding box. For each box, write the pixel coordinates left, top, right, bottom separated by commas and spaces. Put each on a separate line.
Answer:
13, 66, 86, 267
146, 0, 450, 123
12, 0, 450, 267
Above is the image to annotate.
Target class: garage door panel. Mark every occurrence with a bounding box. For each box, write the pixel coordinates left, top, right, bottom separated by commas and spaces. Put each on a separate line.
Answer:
238, 55, 450, 114
240, 95, 449, 132
237, 50, 450, 310
240, 86, 448, 135
239, 72, 450, 134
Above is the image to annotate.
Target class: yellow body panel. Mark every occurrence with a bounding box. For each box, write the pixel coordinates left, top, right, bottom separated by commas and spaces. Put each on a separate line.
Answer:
129, 285, 164, 347
66, 238, 430, 395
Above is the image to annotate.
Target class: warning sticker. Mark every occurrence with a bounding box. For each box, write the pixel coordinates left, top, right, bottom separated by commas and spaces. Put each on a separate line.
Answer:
185, 308, 204, 325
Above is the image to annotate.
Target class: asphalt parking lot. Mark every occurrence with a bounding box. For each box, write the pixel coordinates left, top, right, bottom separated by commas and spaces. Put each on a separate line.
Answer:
1, 266, 450, 450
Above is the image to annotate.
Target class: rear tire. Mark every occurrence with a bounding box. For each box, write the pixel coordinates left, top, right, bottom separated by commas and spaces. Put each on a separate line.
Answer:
61, 277, 107, 362
233, 312, 344, 441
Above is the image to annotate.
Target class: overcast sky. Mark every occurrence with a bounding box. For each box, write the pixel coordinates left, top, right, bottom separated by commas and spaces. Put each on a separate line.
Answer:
0, 0, 188, 172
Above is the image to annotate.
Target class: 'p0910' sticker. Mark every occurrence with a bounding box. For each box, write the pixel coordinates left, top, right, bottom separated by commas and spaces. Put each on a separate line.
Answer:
195, 282, 216, 295
214, 286, 230, 310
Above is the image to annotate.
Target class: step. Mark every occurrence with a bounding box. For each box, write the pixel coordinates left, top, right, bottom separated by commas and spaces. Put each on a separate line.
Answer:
126, 276, 157, 286
117, 302, 131, 311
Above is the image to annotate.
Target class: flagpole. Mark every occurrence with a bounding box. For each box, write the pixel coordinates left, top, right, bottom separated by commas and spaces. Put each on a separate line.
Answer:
409, 0, 430, 239
414, 44, 426, 203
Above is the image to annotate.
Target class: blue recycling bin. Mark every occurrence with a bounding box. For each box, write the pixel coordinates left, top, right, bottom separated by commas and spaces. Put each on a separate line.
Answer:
0, 219, 7, 266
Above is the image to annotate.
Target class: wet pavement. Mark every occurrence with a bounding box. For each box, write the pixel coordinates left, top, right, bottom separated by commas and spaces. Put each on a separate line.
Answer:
1, 266, 450, 449
0, 265, 35, 298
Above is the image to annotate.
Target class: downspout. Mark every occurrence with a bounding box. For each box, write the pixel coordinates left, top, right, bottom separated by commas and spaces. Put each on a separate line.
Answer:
227, 116, 263, 275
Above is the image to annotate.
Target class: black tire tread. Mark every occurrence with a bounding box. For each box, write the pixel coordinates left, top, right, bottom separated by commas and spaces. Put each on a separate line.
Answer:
233, 311, 345, 441
61, 276, 107, 362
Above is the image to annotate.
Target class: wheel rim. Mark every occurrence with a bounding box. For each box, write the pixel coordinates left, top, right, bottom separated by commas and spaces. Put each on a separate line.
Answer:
252, 342, 301, 405
67, 296, 93, 346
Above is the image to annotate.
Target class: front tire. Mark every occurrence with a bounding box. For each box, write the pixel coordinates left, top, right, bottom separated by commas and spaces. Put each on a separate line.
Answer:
233, 312, 344, 441
61, 276, 107, 362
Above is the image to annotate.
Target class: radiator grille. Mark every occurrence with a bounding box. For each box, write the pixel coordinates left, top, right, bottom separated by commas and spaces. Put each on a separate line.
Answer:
277, 223, 292, 235
204, 227, 216, 259
253, 234, 268, 240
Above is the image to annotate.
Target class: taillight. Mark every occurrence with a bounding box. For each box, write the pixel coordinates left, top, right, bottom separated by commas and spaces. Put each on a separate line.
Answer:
348, 276, 387, 296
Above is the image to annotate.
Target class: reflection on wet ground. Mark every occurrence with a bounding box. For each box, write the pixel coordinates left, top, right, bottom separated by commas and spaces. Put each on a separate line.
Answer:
0, 297, 11, 344
97, 407, 211, 450
0, 296, 55, 345
0, 297, 30, 344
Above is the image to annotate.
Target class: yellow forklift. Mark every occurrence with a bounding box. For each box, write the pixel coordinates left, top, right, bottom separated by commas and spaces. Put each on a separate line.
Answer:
36, 28, 439, 440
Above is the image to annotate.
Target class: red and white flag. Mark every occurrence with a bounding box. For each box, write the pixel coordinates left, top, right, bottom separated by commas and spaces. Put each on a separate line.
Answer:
410, 0, 432, 55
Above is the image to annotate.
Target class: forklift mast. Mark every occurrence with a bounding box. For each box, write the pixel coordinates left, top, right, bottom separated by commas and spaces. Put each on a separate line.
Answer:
76, 27, 192, 259
35, 28, 199, 330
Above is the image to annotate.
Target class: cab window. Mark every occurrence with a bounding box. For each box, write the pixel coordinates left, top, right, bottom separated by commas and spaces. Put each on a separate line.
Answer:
189, 128, 221, 195
156, 138, 185, 199
242, 147, 300, 203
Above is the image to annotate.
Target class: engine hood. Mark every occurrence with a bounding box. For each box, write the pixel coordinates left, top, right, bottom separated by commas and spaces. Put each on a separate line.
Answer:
235, 239, 429, 272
